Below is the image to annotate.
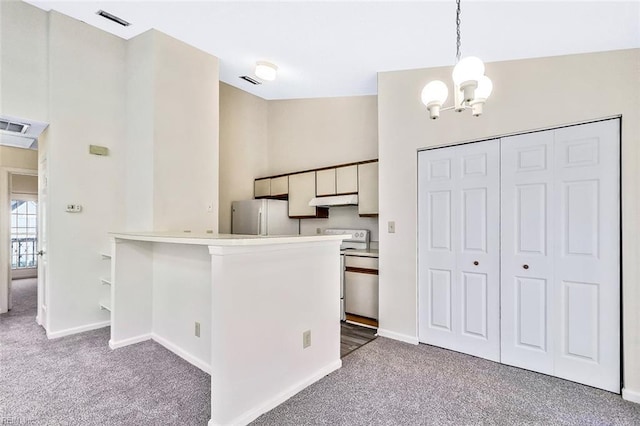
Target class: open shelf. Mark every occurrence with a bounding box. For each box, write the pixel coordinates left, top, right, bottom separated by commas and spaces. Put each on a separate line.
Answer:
99, 299, 112, 312
100, 277, 112, 286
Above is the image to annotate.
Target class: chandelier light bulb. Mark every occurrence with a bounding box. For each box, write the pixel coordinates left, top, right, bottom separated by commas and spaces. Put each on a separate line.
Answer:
469, 76, 493, 116
452, 56, 485, 85
474, 75, 493, 100
452, 56, 485, 102
255, 61, 278, 81
421, 80, 449, 119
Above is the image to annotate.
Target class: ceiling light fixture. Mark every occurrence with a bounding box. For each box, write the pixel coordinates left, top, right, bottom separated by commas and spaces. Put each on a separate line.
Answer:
421, 0, 492, 119
255, 61, 278, 81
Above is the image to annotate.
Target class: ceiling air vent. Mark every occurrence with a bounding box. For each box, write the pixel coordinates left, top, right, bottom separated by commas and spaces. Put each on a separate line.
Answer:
96, 10, 131, 27
0, 119, 29, 134
239, 76, 261, 85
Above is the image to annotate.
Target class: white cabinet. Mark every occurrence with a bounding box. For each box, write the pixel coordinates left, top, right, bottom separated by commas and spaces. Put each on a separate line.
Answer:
255, 176, 288, 198
336, 165, 358, 194
288, 171, 328, 218
270, 176, 288, 197
358, 161, 378, 216
316, 169, 336, 196
344, 255, 378, 320
254, 178, 270, 198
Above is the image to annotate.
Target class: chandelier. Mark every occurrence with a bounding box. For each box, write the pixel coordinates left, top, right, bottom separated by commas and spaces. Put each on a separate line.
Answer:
421, 0, 492, 119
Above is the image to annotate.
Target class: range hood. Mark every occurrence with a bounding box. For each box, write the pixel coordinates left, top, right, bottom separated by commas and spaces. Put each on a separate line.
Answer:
0, 115, 49, 150
308, 194, 358, 207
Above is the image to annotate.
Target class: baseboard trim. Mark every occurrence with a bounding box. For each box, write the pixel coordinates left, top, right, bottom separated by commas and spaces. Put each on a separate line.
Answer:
376, 328, 419, 345
209, 359, 342, 426
623, 388, 640, 404
109, 333, 152, 350
151, 333, 211, 374
46, 320, 110, 339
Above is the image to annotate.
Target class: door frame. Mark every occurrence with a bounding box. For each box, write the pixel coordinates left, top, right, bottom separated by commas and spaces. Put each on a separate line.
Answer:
416, 115, 623, 390
0, 166, 38, 314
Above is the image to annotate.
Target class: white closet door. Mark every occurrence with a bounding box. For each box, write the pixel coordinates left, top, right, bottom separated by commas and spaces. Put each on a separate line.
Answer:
500, 130, 555, 374
418, 139, 500, 362
552, 120, 620, 392
501, 120, 620, 392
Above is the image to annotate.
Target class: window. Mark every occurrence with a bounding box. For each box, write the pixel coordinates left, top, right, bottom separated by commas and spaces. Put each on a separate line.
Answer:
11, 200, 38, 269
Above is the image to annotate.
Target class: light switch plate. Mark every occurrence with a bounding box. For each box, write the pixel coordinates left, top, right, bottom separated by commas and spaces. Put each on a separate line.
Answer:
388, 221, 396, 233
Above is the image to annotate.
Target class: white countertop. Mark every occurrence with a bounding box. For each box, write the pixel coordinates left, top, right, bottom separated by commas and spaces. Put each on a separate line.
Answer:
342, 249, 379, 258
109, 231, 348, 246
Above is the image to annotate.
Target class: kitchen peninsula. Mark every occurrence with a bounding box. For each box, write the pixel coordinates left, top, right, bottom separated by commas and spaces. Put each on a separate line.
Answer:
107, 231, 347, 425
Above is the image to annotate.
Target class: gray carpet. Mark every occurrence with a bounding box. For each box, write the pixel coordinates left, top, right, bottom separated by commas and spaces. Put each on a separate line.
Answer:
254, 338, 640, 425
0, 279, 211, 425
3, 279, 640, 425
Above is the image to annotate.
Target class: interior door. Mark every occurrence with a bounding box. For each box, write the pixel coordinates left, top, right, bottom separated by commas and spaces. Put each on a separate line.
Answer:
501, 120, 620, 392
37, 155, 48, 329
418, 139, 501, 362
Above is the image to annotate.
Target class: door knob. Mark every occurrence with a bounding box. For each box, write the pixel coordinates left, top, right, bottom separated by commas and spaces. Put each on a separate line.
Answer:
523, 264, 529, 270
473, 261, 479, 266
37, 250, 45, 256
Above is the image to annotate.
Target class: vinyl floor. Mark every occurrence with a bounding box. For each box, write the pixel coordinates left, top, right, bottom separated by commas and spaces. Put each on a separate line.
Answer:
340, 321, 376, 358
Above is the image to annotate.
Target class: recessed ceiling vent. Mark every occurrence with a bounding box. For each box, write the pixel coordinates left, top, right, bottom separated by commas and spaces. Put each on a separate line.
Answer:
239, 76, 261, 85
96, 10, 131, 27
0, 119, 29, 134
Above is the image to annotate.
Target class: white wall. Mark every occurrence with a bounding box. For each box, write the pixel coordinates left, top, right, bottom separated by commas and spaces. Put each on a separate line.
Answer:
126, 30, 220, 234
152, 32, 219, 233
46, 10, 126, 333
377, 49, 640, 392
11, 174, 38, 195
267, 96, 378, 175
218, 83, 269, 233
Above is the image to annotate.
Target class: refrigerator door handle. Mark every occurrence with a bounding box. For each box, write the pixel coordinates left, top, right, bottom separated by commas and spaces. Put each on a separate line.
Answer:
258, 210, 263, 235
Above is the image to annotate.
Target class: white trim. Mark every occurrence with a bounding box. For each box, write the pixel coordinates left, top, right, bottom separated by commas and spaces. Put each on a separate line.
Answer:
209, 359, 342, 426
622, 388, 640, 404
150, 333, 211, 374
376, 328, 419, 345
108, 333, 152, 350
46, 320, 110, 339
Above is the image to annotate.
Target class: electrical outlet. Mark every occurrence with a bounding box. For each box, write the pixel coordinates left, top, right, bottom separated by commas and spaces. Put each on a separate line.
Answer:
316, 228, 322, 235
195, 322, 201, 337
303, 330, 311, 348
388, 221, 396, 233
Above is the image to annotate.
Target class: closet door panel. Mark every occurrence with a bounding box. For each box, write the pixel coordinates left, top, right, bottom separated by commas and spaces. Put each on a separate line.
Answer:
418, 148, 458, 346
419, 140, 500, 362
552, 120, 620, 393
501, 130, 555, 374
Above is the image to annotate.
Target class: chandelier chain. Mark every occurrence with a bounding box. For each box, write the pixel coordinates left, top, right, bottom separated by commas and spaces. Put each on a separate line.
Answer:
456, 0, 461, 62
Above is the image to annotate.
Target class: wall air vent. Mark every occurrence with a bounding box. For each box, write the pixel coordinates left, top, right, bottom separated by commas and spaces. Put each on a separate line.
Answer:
239, 76, 262, 85
96, 10, 131, 27
0, 119, 29, 134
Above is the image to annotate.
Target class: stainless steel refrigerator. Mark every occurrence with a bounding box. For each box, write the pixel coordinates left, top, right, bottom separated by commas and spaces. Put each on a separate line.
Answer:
231, 199, 300, 235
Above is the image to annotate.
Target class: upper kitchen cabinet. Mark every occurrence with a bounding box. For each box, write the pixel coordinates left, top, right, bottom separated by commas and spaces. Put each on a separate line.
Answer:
336, 165, 358, 194
289, 171, 329, 218
270, 176, 288, 198
316, 169, 336, 196
358, 161, 378, 216
255, 176, 288, 199
254, 178, 270, 198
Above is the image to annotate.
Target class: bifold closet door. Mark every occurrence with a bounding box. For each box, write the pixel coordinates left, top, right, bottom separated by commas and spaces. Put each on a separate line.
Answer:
418, 139, 500, 362
501, 119, 620, 393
